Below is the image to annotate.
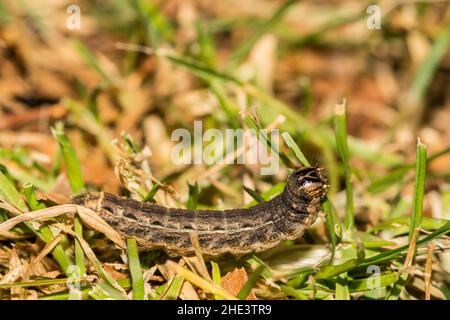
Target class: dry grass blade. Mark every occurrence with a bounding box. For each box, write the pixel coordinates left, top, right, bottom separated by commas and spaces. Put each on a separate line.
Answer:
402, 228, 420, 273
75, 206, 126, 249
0, 204, 125, 248
424, 242, 435, 300
0, 265, 26, 285
0, 201, 23, 216
184, 233, 212, 282
0, 204, 75, 232
176, 267, 237, 300
24, 234, 64, 278
157, 260, 199, 300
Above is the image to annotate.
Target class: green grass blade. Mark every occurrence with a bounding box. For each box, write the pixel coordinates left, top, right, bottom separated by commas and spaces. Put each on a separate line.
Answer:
244, 182, 285, 208
127, 238, 145, 300
409, 23, 450, 104
0, 277, 88, 289
335, 272, 350, 300
281, 132, 310, 167
322, 199, 337, 264
236, 264, 265, 300
409, 140, 427, 247
72, 39, 111, 84
281, 285, 309, 300
370, 216, 448, 233
195, 21, 218, 68
288, 9, 367, 48
51, 123, 87, 277
369, 146, 449, 194
243, 186, 265, 204
210, 82, 240, 129
317, 221, 450, 278
22, 183, 45, 210
167, 54, 242, 85
386, 268, 409, 300
211, 261, 221, 285
51, 123, 85, 194
22, 183, 74, 276
38, 227, 73, 275
163, 275, 184, 300
333, 100, 354, 233
130, 0, 173, 47
39, 278, 131, 300
0, 168, 28, 211
74, 217, 86, 277
226, 0, 298, 68
347, 272, 397, 293
316, 258, 359, 280
91, 281, 127, 300
210, 261, 223, 300
241, 109, 289, 166
40, 287, 91, 300
187, 182, 199, 210
143, 182, 161, 203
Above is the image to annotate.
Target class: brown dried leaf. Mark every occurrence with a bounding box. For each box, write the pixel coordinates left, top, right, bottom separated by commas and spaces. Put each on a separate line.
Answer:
220, 267, 256, 300
103, 264, 128, 280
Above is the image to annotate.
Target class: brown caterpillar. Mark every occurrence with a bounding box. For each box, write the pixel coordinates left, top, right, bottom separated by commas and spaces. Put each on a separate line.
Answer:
72, 167, 327, 257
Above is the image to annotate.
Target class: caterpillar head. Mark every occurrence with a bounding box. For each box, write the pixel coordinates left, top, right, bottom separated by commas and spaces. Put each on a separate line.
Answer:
286, 167, 328, 203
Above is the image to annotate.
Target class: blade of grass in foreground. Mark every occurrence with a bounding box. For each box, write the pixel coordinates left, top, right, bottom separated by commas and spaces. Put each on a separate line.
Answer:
162, 275, 184, 300
281, 285, 309, 300
281, 132, 310, 167
187, 182, 199, 210
322, 199, 337, 264
243, 186, 265, 204
22, 183, 45, 211
387, 270, 409, 300
127, 238, 145, 300
39, 278, 132, 300
385, 141, 427, 298
52, 123, 86, 279
23, 183, 74, 276
370, 216, 448, 233
243, 182, 284, 208
143, 182, 161, 203
51, 123, 85, 194
211, 261, 223, 300
409, 140, 427, 249
177, 267, 237, 300
316, 220, 450, 279
0, 169, 28, 212
236, 264, 265, 300
74, 218, 86, 277
0, 277, 90, 289
333, 100, 354, 234
335, 272, 350, 300
66, 228, 126, 298
241, 109, 289, 167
